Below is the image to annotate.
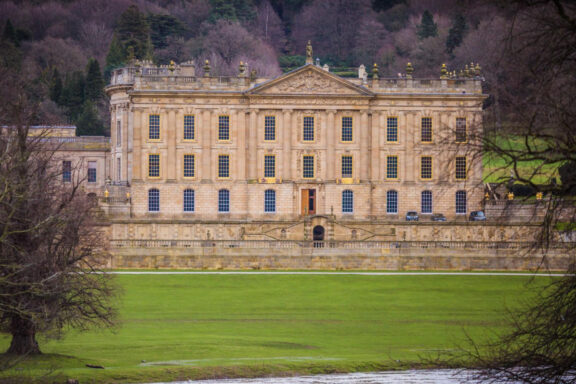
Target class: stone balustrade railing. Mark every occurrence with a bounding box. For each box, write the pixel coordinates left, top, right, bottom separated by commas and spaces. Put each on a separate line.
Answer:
110, 239, 574, 250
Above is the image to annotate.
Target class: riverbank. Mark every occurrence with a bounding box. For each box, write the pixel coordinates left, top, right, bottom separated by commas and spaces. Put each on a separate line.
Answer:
0, 273, 551, 383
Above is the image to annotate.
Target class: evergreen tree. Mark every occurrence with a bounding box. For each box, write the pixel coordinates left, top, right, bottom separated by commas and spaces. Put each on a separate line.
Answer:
76, 101, 105, 136
105, 34, 125, 79
49, 68, 63, 104
2, 19, 19, 47
147, 14, 186, 50
85, 59, 104, 101
210, 0, 239, 22
60, 71, 86, 121
446, 14, 467, 54
116, 5, 151, 60
417, 10, 438, 40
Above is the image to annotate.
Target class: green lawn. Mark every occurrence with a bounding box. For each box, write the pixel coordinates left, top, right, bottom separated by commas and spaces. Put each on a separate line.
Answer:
0, 273, 550, 383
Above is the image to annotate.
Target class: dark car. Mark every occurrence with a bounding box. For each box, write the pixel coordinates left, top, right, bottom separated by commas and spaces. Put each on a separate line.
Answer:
469, 210, 487, 221
405, 211, 419, 221
431, 213, 447, 222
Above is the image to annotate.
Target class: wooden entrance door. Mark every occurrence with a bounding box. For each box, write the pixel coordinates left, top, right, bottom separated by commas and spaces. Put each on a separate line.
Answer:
300, 189, 316, 215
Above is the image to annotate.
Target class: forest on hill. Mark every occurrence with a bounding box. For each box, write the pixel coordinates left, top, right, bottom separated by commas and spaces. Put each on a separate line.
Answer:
0, 0, 511, 136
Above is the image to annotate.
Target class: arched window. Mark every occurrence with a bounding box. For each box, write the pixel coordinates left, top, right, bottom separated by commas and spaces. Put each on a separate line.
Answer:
148, 188, 160, 212
421, 191, 432, 214
456, 190, 467, 214
342, 190, 354, 213
264, 189, 276, 213
183, 189, 195, 212
386, 190, 398, 214
218, 189, 230, 213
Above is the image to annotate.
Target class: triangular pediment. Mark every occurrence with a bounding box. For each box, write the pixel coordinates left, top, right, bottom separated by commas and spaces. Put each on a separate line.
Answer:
246, 65, 373, 97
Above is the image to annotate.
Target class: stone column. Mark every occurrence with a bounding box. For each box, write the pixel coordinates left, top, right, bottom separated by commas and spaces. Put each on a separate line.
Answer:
404, 112, 415, 182
248, 110, 258, 180
202, 109, 212, 181
326, 110, 335, 180
237, 109, 246, 180
282, 109, 292, 180
371, 111, 380, 181
320, 111, 328, 180
360, 111, 369, 180
167, 109, 176, 181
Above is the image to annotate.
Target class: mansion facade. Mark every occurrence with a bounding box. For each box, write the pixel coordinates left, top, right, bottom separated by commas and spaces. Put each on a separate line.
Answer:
104, 59, 485, 229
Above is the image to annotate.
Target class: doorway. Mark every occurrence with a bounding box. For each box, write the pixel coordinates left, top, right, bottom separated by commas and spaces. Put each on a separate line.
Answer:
313, 225, 325, 248
301, 189, 316, 215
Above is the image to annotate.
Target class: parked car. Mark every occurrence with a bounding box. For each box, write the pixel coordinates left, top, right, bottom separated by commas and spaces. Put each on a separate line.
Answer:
431, 213, 447, 222
405, 211, 419, 221
469, 210, 487, 221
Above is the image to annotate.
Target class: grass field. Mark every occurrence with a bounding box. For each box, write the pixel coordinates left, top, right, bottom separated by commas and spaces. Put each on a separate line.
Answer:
0, 273, 551, 383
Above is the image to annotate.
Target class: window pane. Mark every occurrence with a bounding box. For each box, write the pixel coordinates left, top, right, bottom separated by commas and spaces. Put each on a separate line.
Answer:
183, 189, 195, 212
341, 156, 353, 178
88, 161, 97, 183
149, 114, 160, 140
218, 155, 229, 178
219, 115, 230, 141
421, 190, 432, 213
456, 118, 467, 143
264, 116, 276, 141
303, 155, 314, 178
184, 115, 195, 140
455, 157, 467, 180
387, 117, 398, 142
218, 189, 230, 212
303, 116, 314, 141
342, 190, 354, 213
456, 190, 467, 214
386, 190, 398, 214
184, 155, 195, 178
264, 189, 276, 213
63, 161, 71, 182
148, 189, 160, 212
420, 156, 432, 179
386, 156, 398, 179
421, 117, 432, 142
148, 154, 160, 177
341, 117, 353, 142
264, 155, 276, 178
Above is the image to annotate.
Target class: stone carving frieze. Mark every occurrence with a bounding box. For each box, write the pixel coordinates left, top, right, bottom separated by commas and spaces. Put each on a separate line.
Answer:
258, 70, 360, 95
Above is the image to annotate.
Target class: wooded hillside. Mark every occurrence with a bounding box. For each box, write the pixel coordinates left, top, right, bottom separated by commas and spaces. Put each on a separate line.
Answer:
0, 0, 509, 135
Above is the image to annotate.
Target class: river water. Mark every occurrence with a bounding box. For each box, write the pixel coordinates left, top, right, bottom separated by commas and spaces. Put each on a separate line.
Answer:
147, 369, 504, 383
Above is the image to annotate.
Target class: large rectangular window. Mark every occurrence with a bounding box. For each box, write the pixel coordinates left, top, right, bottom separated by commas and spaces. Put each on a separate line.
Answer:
148, 154, 160, 178
302, 155, 314, 179
183, 154, 195, 178
455, 156, 467, 180
303, 116, 314, 142
342, 190, 354, 213
341, 117, 353, 142
218, 189, 230, 213
218, 155, 230, 178
456, 190, 467, 214
386, 190, 398, 214
264, 155, 276, 178
264, 116, 276, 141
264, 189, 276, 213
341, 155, 353, 178
148, 189, 160, 212
184, 115, 195, 140
218, 115, 230, 141
149, 114, 160, 140
421, 191, 432, 214
87, 161, 97, 183
62, 161, 71, 182
386, 156, 398, 179
387, 117, 398, 142
420, 156, 432, 180
421, 117, 433, 143
183, 189, 195, 212
456, 117, 467, 143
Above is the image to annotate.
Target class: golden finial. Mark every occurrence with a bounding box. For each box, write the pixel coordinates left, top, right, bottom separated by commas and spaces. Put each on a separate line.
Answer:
536, 191, 543, 200
507, 191, 514, 200
475, 63, 481, 76
203, 59, 211, 77
485, 192, 490, 201
406, 62, 414, 78
464, 64, 470, 77
440, 63, 448, 79
372, 63, 379, 80
169, 60, 175, 72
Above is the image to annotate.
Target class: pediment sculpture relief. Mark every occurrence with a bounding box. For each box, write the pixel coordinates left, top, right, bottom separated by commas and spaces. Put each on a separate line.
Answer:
262, 70, 360, 95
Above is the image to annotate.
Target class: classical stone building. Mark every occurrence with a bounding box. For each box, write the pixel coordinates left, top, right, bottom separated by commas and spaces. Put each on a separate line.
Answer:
104, 54, 486, 242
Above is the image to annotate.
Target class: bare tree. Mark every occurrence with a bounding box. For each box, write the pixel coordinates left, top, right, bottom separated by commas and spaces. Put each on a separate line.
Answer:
459, 1, 576, 382
0, 69, 116, 356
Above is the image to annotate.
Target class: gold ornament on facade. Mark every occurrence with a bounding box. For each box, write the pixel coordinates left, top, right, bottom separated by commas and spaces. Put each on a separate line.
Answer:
405, 62, 414, 78
440, 63, 448, 79
372, 63, 379, 80
203, 59, 211, 77
306, 40, 313, 64
169, 60, 175, 73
